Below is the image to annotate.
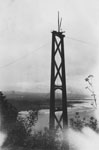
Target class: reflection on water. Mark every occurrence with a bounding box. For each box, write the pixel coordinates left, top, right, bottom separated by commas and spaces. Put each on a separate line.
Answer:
18, 100, 96, 131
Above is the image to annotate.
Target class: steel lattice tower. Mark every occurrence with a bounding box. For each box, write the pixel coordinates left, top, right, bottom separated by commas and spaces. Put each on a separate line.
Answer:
49, 13, 68, 130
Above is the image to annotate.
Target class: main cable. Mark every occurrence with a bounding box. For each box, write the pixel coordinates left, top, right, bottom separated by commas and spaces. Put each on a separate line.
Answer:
0, 41, 50, 69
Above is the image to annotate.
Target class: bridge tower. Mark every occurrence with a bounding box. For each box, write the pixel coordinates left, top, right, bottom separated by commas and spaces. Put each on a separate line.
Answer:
49, 12, 68, 130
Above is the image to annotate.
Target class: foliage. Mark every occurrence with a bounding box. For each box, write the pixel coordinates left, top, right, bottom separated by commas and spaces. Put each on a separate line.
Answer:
85, 75, 97, 107
17, 110, 38, 134
0, 91, 61, 150
70, 112, 98, 132
3, 110, 38, 147
4, 123, 61, 150
4, 110, 99, 150
3, 121, 28, 147
0, 91, 18, 129
24, 128, 61, 150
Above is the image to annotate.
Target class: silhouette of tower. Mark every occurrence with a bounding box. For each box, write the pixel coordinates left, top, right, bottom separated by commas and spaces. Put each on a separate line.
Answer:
49, 12, 68, 130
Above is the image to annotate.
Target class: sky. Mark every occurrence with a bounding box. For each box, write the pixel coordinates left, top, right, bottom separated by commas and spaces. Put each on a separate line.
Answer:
0, 0, 99, 95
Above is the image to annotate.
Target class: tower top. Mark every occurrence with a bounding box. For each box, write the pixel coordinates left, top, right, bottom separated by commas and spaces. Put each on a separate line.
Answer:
57, 11, 65, 33
58, 11, 62, 32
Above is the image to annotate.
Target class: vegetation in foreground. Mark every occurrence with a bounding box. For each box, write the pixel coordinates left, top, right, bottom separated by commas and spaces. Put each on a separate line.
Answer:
1, 91, 99, 150
0, 91, 18, 130
70, 112, 98, 132
2, 112, 99, 150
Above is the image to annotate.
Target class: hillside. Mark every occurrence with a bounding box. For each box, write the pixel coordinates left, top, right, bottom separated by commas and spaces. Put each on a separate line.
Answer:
3, 91, 92, 111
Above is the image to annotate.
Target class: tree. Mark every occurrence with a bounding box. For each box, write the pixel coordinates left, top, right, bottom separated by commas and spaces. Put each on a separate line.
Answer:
0, 91, 18, 129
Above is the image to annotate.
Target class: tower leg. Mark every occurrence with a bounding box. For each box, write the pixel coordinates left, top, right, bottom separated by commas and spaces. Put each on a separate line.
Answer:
49, 31, 68, 130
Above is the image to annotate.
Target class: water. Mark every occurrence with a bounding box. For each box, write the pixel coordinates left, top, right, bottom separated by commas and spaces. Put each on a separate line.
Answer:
18, 100, 96, 131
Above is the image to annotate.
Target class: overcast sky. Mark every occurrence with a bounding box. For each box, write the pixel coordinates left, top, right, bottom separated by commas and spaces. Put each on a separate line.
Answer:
0, 0, 99, 95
